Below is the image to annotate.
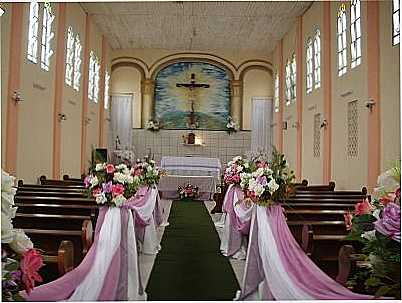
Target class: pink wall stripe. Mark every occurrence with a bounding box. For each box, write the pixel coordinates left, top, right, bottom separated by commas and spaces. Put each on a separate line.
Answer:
296, 16, 303, 181
366, 1, 381, 190
52, 3, 67, 179
80, 14, 91, 173
277, 40, 284, 152
5, 3, 24, 174
98, 36, 107, 147
322, 1, 332, 183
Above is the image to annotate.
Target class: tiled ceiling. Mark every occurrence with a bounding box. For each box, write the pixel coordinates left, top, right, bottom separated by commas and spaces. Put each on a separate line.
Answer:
80, 1, 312, 52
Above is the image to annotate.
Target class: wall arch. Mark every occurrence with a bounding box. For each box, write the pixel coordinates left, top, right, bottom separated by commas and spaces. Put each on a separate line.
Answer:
111, 57, 148, 79
237, 60, 274, 80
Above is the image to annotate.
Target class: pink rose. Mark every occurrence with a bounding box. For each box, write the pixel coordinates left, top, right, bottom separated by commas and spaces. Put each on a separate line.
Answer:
112, 184, 125, 196
92, 188, 102, 197
344, 211, 353, 231
106, 164, 115, 174
354, 199, 374, 216
20, 249, 44, 294
256, 161, 268, 168
134, 168, 143, 176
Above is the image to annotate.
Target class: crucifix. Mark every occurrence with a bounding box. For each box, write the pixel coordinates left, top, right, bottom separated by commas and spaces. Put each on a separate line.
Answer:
176, 73, 210, 128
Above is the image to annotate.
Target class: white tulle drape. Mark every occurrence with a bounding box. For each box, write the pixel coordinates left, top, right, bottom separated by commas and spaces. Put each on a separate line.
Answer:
109, 94, 133, 156
251, 97, 274, 156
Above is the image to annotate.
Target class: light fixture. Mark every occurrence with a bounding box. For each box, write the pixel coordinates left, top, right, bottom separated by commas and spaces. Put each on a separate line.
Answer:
12, 91, 23, 103
366, 99, 376, 112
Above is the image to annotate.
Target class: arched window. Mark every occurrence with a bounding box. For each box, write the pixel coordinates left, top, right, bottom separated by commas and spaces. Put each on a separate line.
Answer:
88, 51, 100, 103
337, 3, 347, 76
313, 30, 321, 88
291, 53, 297, 102
73, 35, 82, 91
393, 0, 400, 45
274, 73, 280, 112
27, 1, 39, 63
285, 60, 292, 105
350, 0, 361, 68
40, 2, 55, 71
65, 27, 75, 86
306, 38, 313, 94
104, 71, 110, 109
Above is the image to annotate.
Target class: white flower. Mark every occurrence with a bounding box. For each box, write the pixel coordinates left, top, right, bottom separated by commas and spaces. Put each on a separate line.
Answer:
90, 176, 99, 187
95, 163, 105, 171
254, 184, 265, 197
126, 175, 134, 184
150, 160, 156, 165
116, 163, 128, 171
95, 193, 107, 204
373, 208, 381, 220
146, 165, 153, 172
252, 168, 265, 178
264, 168, 273, 175
361, 230, 376, 241
113, 195, 127, 207
114, 172, 128, 184
1, 170, 15, 194
248, 178, 257, 191
244, 162, 249, 169
267, 178, 279, 194
236, 166, 243, 173
9, 230, 33, 254
233, 156, 242, 162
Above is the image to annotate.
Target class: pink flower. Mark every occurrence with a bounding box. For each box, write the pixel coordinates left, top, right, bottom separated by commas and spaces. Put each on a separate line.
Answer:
112, 184, 125, 196
379, 192, 396, 206
134, 168, 143, 176
92, 187, 102, 197
84, 175, 92, 188
344, 211, 353, 231
106, 164, 115, 174
354, 199, 374, 216
256, 161, 268, 168
20, 249, 44, 294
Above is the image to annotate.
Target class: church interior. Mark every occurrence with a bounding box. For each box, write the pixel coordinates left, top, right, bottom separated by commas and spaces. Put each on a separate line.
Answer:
1, 0, 401, 301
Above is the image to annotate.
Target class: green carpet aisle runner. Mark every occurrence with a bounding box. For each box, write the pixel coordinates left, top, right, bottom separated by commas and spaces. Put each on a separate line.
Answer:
146, 199, 240, 300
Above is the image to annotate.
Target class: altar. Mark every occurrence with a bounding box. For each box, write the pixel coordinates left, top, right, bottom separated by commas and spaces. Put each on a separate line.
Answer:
158, 156, 222, 200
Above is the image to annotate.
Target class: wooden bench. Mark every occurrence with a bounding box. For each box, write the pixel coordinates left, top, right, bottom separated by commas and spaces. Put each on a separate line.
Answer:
63, 175, 84, 182
39, 175, 85, 187
294, 181, 336, 192
18, 180, 85, 191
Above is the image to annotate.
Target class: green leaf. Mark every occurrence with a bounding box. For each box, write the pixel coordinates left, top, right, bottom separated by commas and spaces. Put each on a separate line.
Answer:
374, 285, 392, 297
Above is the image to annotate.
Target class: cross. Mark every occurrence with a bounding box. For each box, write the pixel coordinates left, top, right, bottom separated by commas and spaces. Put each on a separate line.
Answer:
176, 73, 210, 128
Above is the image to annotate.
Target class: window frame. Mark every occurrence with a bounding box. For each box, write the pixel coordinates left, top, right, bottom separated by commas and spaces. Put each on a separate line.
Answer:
393, 0, 400, 46
65, 26, 75, 86
306, 38, 313, 95
27, 1, 39, 63
285, 60, 292, 105
313, 29, 321, 89
350, 0, 362, 68
104, 71, 110, 110
337, 3, 348, 76
40, 3, 55, 71
290, 53, 297, 102
274, 73, 280, 112
73, 35, 82, 91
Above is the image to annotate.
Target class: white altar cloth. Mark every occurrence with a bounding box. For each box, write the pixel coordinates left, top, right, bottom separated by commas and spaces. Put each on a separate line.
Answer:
159, 156, 222, 199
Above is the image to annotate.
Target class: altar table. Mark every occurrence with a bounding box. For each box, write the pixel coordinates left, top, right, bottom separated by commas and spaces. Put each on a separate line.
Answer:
159, 156, 222, 199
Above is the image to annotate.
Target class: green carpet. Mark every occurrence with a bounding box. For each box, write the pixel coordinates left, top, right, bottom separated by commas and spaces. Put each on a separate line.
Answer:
146, 199, 240, 300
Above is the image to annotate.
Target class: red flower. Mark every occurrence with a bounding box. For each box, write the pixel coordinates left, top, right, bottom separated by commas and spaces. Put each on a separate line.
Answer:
106, 164, 115, 174
344, 211, 353, 231
112, 183, 125, 196
354, 198, 374, 216
92, 187, 102, 197
134, 168, 143, 176
20, 249, 44, 294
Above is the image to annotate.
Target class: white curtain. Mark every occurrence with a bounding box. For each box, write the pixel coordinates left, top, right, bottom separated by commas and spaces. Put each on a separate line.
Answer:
109, 94, 133, 155
251, 97, 274, 156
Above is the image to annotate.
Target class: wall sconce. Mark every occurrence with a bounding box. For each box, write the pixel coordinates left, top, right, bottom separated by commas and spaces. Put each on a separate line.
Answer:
85, 117, 91, 125
282, 121, 287, 130
12, 91, 23, 103
366, 99, 376, 112
292, 121, 299, 129
320, 119, 328, 129
58, 113, 67, 122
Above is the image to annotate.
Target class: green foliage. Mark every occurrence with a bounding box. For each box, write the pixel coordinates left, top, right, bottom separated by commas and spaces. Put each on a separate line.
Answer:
269, 148, 295, 203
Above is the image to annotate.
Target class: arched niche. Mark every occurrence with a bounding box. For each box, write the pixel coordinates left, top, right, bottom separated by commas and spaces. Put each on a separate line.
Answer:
110, 63, 144, 128
242, 67, 274, 130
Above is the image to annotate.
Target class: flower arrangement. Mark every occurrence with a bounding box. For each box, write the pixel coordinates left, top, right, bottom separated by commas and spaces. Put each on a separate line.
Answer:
84, 158, 164, 207
178, 183, 199, 199
145, 119, 160, 132
224, 156, 254, 185
226, 116, 240, 134
239, 149, 295, 206
344, 164, 401, 299
1, 169, 44, 301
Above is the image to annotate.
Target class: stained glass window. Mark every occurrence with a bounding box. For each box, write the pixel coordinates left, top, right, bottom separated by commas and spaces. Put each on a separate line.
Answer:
40, 2, 55, 71
337, 3, 347, 76
393, 0, 400, 45
285, 60, 292, 105
73, 35, 82, 91
306, 38, 313, 94
104, 71, 110, 109
313, 30, 321, 88
65, 27, 74, 86
290, 53, 297, 102
274, 73, 279, 112
27, 1, 39, 63
351, 0, 361, 68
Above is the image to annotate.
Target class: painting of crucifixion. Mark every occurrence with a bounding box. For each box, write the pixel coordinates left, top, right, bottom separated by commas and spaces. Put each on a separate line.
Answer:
154, 62, 230, 130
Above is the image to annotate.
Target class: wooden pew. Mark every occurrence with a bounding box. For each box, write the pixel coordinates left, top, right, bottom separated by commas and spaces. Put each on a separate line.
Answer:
39, 175, 85, 187
18, 180, 85, 191
295, 181, 336, 192
63, 175, 84, 182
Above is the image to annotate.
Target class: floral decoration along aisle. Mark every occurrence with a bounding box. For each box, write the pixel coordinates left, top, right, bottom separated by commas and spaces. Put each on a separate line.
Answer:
344, 163, 400, 299
22, 159, 164, 301
2, 169, 44, 301
230, 149, 375, 300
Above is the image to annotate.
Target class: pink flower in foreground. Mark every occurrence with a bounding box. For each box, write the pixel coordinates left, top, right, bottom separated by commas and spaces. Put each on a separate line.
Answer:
20, 249, 44, 294
354, 199, 374, 216
92, 187, 102, 197
256, 161, 268, 168
344, 211, 353, 231
84, 175, 92, 188
134, 168, 143, 176
112, 183, 125, 196
106, 164, 115, 174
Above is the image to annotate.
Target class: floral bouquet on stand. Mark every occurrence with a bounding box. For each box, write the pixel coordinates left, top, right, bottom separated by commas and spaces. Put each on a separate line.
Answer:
145, 119, 161, 132
239, 149, 295, 206
226, 116, 240, 134
84, 163, 141, 207
223, 156, 255, 186
177, 184, 199, 199
344, 163, 400, 299
132, 158, 164, 187
2, 169, 44, 301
